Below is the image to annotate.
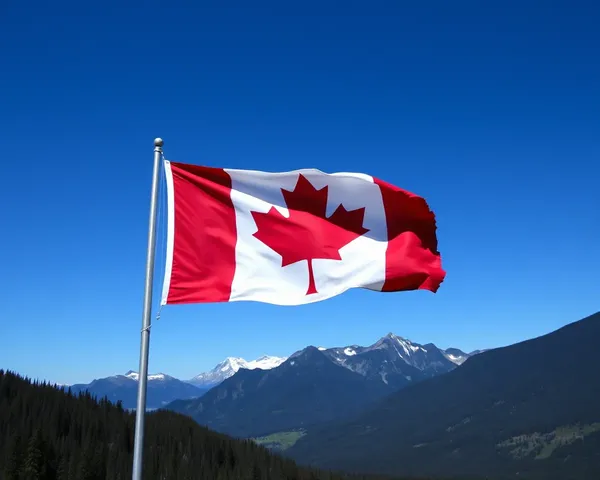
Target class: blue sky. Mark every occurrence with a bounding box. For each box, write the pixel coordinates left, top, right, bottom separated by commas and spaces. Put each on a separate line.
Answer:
1, 1, 598, 385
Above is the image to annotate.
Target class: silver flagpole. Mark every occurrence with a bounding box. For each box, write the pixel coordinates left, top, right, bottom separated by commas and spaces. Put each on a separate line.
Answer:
132, 137, 164, 480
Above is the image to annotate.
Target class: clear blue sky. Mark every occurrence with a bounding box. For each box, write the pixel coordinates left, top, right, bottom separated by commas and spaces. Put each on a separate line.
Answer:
1, 1, 598, 385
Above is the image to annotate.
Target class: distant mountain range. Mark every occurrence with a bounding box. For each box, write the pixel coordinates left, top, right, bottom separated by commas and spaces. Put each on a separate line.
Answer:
65, 334, 474, 424
68, 370, 206, 410
166, 334, 475, 437
288, 312, 600, 480
66, 354, 287, 410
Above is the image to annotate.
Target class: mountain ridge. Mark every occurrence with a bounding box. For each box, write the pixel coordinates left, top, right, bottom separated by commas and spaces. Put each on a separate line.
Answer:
67, 332, 476, 420
166, 332, 476, 438
68, 371, 206, 410
168, 346, 393, 438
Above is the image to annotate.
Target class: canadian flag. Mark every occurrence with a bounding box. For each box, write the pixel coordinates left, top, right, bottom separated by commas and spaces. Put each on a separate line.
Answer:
160, 161, 445, 306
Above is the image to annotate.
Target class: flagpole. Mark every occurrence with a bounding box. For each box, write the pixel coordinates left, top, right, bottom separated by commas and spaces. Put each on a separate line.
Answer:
131, 137, 163, 480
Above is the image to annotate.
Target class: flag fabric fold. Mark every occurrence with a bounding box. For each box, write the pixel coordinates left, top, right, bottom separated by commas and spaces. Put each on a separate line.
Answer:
161, 160, 445, 306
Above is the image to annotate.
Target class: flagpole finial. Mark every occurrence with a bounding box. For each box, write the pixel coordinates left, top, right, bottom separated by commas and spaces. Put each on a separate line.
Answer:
154, 138, 164, 148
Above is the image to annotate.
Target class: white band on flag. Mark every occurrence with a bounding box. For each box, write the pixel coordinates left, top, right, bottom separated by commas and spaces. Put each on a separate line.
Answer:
161, 160, 175, 306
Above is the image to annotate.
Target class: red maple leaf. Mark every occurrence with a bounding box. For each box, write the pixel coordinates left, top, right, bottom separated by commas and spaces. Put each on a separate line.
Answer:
250, 174, 369, 295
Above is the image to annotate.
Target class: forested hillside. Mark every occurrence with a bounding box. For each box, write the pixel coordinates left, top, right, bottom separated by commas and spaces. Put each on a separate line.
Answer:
0, 370, 410, 480
289, 312, 600, 480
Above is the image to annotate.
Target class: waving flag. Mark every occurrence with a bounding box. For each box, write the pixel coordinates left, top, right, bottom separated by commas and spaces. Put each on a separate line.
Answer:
160, 160, 445, 306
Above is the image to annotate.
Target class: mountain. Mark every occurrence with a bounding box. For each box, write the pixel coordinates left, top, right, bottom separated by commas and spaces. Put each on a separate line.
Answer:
319, 333, 468, 390
0, 370, 402, 480
441, 347, 471, 365
288, 312, 600, 480
167, 346, 392, 438
166, 333, 472, 438
188, 355, 287, 388
69, 370, 206, 409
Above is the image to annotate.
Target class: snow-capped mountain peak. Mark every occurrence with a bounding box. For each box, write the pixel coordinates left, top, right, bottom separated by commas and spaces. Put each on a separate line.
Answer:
245, 355, 288, 370
189, 354, 287, 388
371, 333, 428, 358
377, 335, 474, 367
315, 332, 473, 386
218, 357, 246, 374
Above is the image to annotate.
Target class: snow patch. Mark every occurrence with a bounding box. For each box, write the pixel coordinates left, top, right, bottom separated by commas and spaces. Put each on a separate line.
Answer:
125, 372, 167, 382
444, 352, 468, 365
343, 347, 357, 356
397, 339, 410, 356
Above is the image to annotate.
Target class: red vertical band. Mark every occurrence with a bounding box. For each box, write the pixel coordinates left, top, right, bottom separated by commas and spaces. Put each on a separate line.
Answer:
166, 162, 237, 304
374, 177, 446, 293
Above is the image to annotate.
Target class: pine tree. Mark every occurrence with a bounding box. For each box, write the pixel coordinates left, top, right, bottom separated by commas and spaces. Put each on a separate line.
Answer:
22, 428, 44, 480
227, 444, 236, 470
56, 454, 69, 480
253, 463, 262, 480
67, 451, 78, 480
105, 444, 117, 480
76, 444, 94, 480
4, 433, 24, 480
91, 444, 106, 479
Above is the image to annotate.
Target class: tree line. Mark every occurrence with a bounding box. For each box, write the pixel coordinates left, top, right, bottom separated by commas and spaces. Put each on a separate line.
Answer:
0, 369, 407, 480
